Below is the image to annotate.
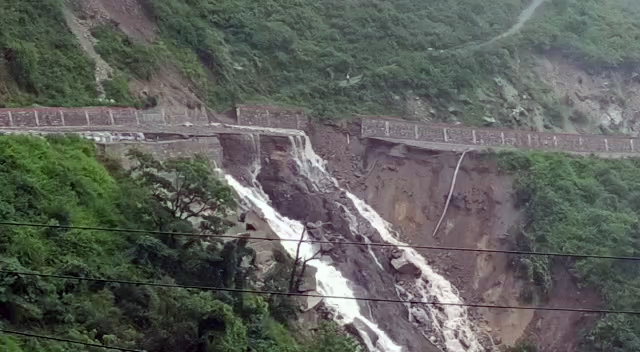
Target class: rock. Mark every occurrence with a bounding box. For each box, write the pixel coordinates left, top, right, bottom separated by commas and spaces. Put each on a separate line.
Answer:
448, 106, 463, 116
412, 308, 430, 325
575, 91, 589, 102
320, 242, 335, 254
345, 317, 380, 349
450, 192, 466, 209
298, 265, 318, 292
307, 221, 326, 230
240, 255, 253, 269
388, 144, 408, 158
391, 249, 403, 259
308, 228, 322, 239
302, 290, 323, 312
391, 252, 421, 276
244, 210, 265, 232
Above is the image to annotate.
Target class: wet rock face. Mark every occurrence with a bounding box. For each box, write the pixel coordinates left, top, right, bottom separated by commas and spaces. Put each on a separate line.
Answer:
256, 135, 334, 225
252, 135, 438, 352
219, 133, 259, 184
391, 253, 421, 276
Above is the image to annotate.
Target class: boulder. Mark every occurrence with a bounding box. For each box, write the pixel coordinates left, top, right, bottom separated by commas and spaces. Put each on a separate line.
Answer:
320, 242, 335, 254
308, 227, 323, 239
391, 252, 421, 276
244, 211, 264, 232
391, 249, 403, 259
297, 265, 318, 292
345, 317, 380, 349
302, 290, 323, 312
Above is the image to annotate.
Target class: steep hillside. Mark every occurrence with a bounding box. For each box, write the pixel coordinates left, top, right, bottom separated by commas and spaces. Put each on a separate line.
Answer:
3, 0, 640, 132
310, 124, 640, 351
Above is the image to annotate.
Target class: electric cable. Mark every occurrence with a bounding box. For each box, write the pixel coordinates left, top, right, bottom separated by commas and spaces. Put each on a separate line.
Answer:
1, 269, 639, 315
0, 328, 143, 352
1, 221, 639, 261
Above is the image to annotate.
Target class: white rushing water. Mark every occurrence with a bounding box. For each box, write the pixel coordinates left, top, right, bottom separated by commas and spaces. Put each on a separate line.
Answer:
286, 134, 482, 352
222, 132, 482, 352
347, 195, 482, 352
224, 174, 403, 352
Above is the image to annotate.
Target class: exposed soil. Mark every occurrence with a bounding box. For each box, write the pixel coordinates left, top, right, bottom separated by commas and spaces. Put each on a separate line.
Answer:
71, 0, 158, 43
311, 121, 602, 350
66, 0, 208, 112
534, 54, 640, 135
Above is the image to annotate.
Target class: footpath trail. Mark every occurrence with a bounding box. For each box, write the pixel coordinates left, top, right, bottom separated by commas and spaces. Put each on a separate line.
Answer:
485, 0, 548, 45
442, 0, 548, 53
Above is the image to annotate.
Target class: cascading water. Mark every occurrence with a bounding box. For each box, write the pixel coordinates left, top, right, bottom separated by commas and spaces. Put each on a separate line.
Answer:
286, 134, 483, 352
347, 196, 482, 352
221, 130, 483, 352
221, 132, 403, 352
224, 176, 403, 352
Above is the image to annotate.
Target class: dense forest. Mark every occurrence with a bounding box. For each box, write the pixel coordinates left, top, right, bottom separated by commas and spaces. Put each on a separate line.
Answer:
0, 135, 359, 352
2, 0, 640, 118
500, 152, 640, 351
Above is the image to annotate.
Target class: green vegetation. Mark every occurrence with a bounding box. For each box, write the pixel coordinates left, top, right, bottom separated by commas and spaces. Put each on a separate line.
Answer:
145, 0, 528, 116
101, 73, 138, 107
4, 0, 640, 120
0, 0, 97, 107
506, 341, 537, 352
92, 25, 159, 81
499, 151, 640, 351
142, 0, 640, 118
524, 0, 640, 66
0, 136, 359, 352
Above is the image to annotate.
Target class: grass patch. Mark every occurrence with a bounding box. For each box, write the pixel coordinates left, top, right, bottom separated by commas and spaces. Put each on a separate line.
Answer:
0, 0, 97, 107
144, 0, 528, 116
92, 25, 159, 81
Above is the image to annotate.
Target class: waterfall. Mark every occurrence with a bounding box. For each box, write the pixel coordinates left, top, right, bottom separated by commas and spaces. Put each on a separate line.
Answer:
287, 135, 482, 352
224, 175, 403, 352
222, 132, 482, 352
347, 195, 482, 352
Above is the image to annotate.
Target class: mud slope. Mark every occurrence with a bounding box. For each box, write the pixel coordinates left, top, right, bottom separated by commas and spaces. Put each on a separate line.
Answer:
64, 0, 208, 112
311, 123, 600, 350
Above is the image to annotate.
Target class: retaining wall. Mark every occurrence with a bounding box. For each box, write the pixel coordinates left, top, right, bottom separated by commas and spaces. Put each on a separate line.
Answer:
362, 118, 640, 155
101, 136, 223, 169
235, 105, 309, 130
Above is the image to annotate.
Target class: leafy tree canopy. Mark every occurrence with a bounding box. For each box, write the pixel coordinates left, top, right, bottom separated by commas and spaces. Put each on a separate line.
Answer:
0, 136, 359, 352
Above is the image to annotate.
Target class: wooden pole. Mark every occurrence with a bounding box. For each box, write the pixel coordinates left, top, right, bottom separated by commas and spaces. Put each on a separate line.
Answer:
432, 150, 468, 237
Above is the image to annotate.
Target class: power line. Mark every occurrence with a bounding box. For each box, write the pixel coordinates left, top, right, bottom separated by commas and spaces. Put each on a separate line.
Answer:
1, 269, 639, 315
0, 329, 143, 352
1, 221, 639, 261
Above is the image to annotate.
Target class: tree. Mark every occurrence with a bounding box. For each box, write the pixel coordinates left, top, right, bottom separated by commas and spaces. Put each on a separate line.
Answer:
127, 150, 234, 233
